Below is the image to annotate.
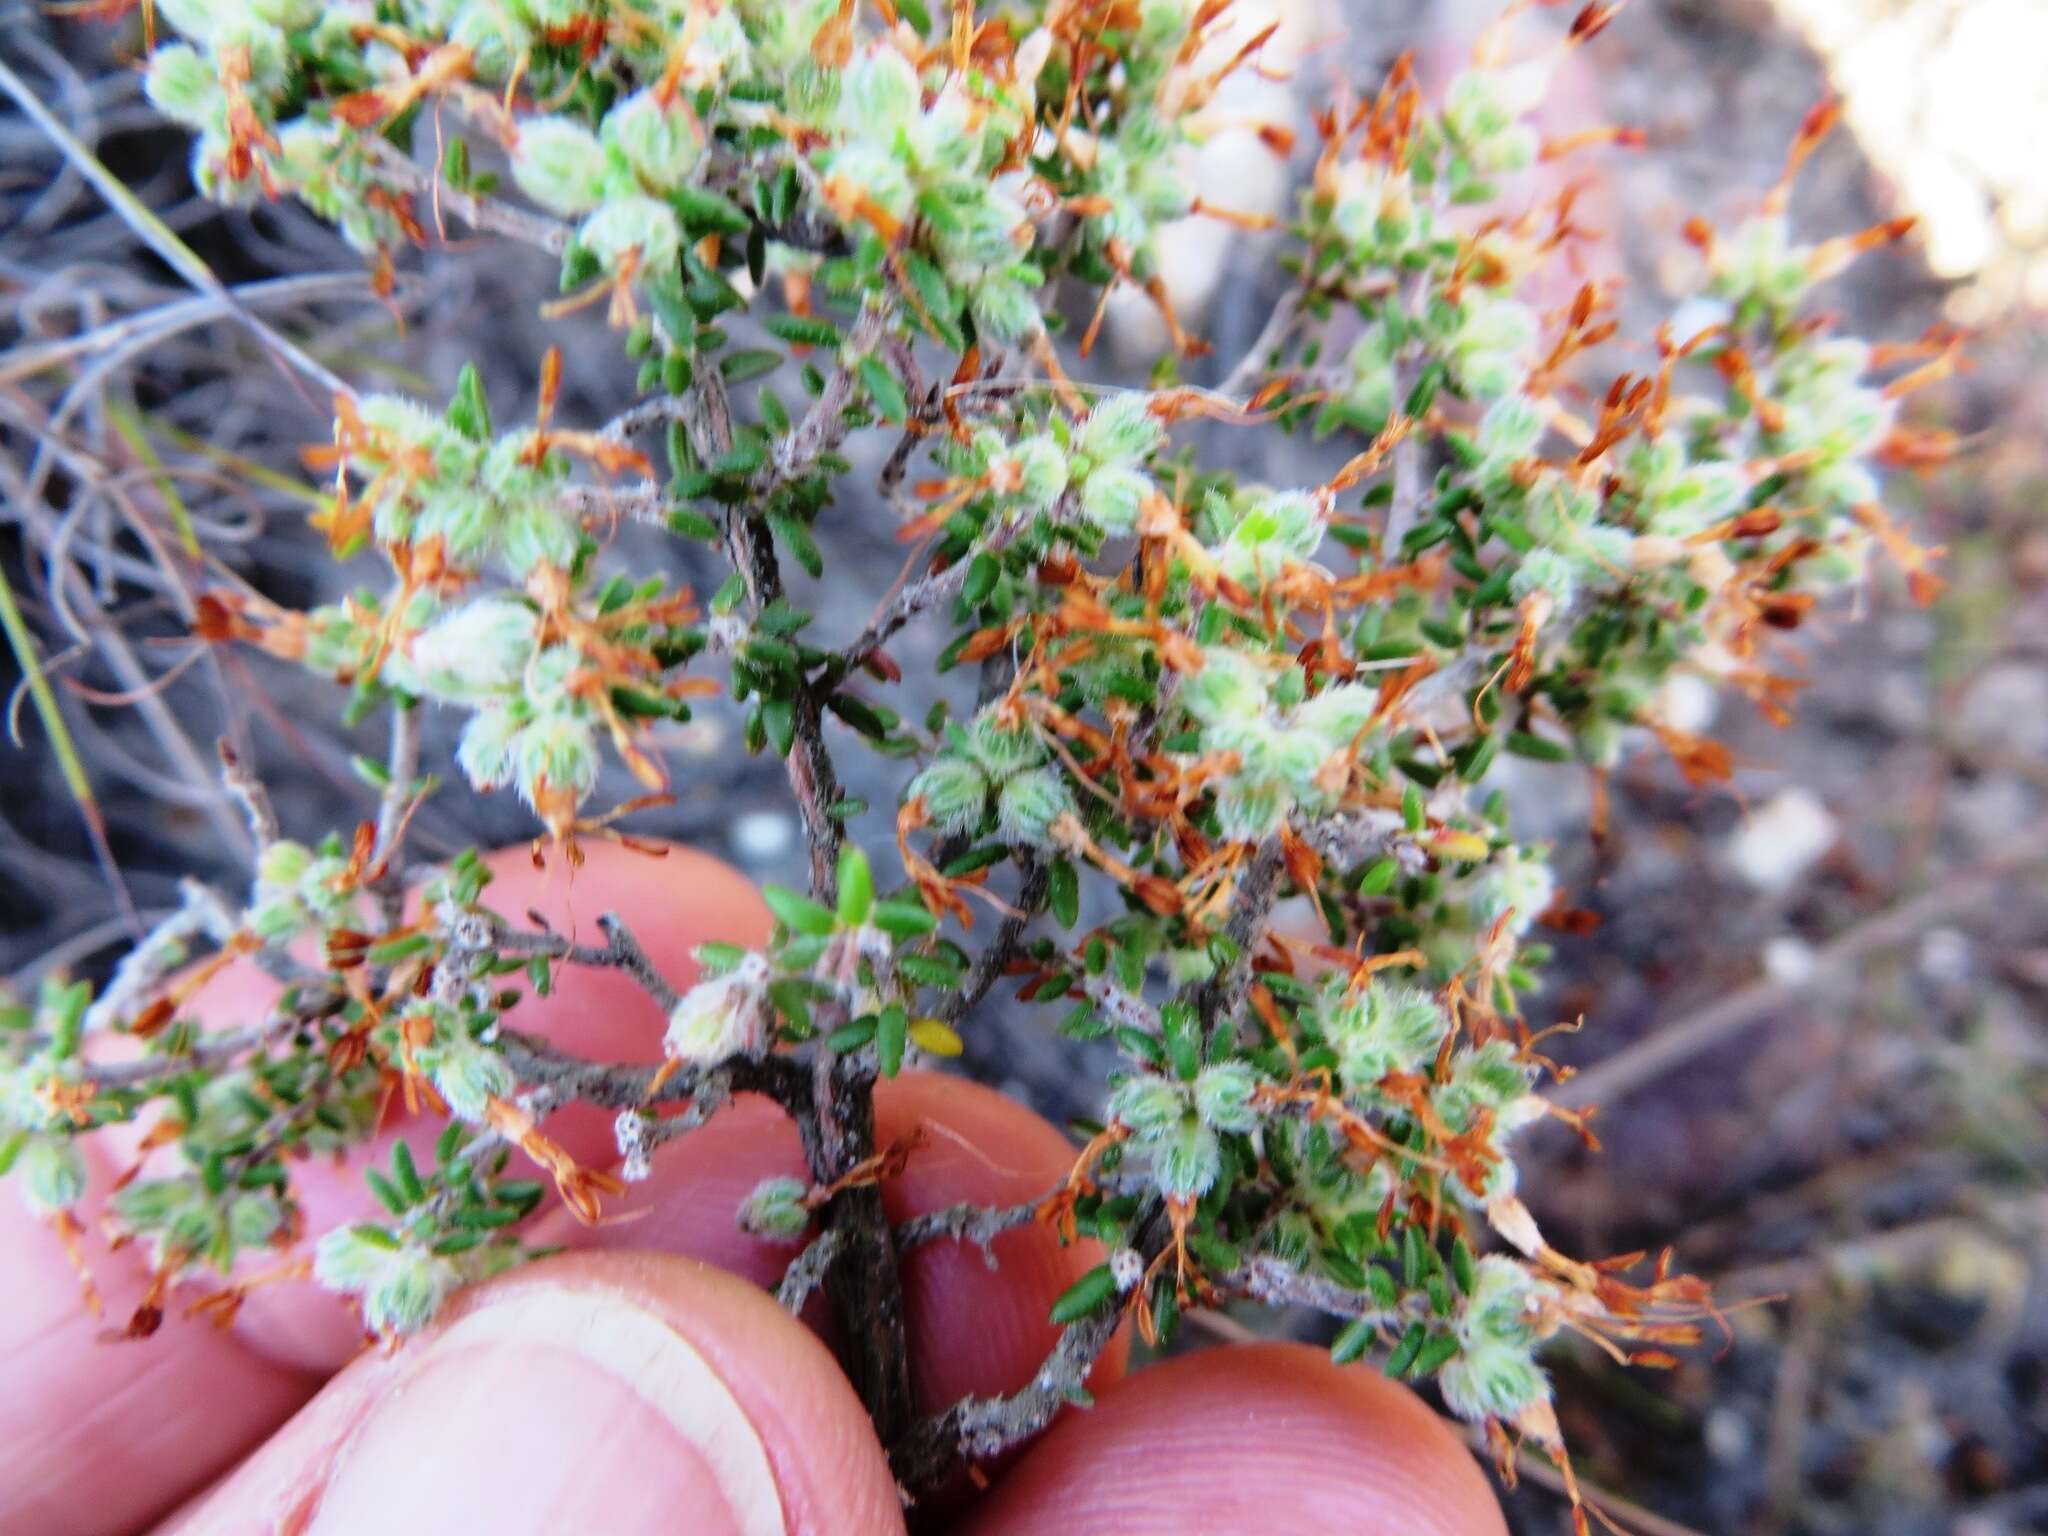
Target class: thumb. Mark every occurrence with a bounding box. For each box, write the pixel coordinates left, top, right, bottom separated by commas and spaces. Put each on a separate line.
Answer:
159, 1252, 903, 1536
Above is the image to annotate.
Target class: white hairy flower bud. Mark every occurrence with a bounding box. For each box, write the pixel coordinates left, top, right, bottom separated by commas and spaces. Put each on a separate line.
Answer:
408, 597, 536, 701
578, 195, 683, 279
614, 1110, 653, 1182
1109, 1246, 1145, 1292
663, 953, 770, 1066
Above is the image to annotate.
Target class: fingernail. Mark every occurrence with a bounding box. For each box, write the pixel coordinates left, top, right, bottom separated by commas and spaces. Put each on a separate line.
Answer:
307, 1286, 787, 1536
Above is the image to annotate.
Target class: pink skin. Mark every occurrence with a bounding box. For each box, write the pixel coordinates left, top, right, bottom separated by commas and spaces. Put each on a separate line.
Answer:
0, 843, 1505, 1536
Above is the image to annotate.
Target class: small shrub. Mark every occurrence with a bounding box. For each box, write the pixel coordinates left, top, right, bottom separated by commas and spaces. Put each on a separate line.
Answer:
3, 0, 1954, 1520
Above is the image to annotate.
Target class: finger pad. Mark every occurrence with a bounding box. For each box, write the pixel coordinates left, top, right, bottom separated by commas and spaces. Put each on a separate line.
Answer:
874, 1074, 1125, 1414
956, 1342, 1506, 1536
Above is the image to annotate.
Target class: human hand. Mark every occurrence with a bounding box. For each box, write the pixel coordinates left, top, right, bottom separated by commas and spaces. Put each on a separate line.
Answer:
0, 843, 1507, 1536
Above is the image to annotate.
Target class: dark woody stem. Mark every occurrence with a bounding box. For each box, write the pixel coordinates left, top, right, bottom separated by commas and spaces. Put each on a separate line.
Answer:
665, 360, 910, 1441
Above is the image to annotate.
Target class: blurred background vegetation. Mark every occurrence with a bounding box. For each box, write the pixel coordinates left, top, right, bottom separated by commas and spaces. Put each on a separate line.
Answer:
2, 1, 2044, 1530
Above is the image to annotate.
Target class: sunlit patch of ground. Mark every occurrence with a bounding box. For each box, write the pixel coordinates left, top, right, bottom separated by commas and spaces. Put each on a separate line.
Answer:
1772, 0, 2048, 318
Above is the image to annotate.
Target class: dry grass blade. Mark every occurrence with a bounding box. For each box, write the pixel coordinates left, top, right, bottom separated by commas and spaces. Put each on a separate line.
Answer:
0, 54, 355, 405
0, 559, 138, 932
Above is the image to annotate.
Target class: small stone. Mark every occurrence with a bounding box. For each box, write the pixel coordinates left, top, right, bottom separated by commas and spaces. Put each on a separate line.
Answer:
731, 809, 796, 863
1656, 671, 1719, 736
1947, 774, 2036, 853
1762, 935, 1816, 984
1874, 671, 1930, 734
1704, 1406, 1752, 1462
1956, 661, 2048, 759
1917, 926, 1971, 986
1726, 788, 1837, 892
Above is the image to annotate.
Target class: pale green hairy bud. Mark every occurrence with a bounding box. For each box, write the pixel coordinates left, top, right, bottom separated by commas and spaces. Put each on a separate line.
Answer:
457, 705, 525, 792
1214, 780, 1287, 842
907, 756, 990, 834
1106, 1073, 1185, 1135
1010, 436, 1070, 511
1509, 546, 1579, 607
445, 0, 532, 79
1628, 439, 1748, 538
153, 0, 230, 45
737, 1175, 811, 1241
1330, 161, 1410, 249
578, 196, 683, 279
511, 117, 609, 216
422, 1029, 516, 1123
244, 0, 320, 31
17, 1136, 87, 1214
838, 47, 922, 136
144, 45, 220, 130
1215, 491, 1327, 588
515, 713, 601, 810
1327, 981, 1450, 1088
1077, 464, 1150, 536
1441, 1337, 1549, 1422
966, 714, 1045, 781
1477, 393, 1546, 466
823, 143, 914, 224
996, 767, 1073, 848
255, 838, 312, 890
1179, 647, 1267, 730
315, 1226, 460, 1336
1345, 329, 1398, 423
1433, 1040, 1536, 1180
1193, 1062, 1259, 1134
229, 1190, 287, 1247
1442, 69, 1542, 174
1292, 683, 1378, 755
971, 273, 1044, 345
1441, 1256, 1553, 1421
1155, 1117, 1221, 1200
603, 89, 703, 192
1446, 296, 1538, 400
1076, 395, 1163, 468
1471, 847, 1556, 937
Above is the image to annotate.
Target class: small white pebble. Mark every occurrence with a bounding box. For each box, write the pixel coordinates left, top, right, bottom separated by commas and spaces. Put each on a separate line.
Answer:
731, 810, 796, 863
1917, 927, 1971, 986
1704, 1407, 1751, 1462
1762, 935, 1816, 986
1727, 788, 1837, 892
1655, 672, 1719, 736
